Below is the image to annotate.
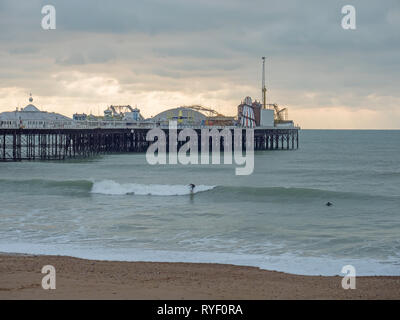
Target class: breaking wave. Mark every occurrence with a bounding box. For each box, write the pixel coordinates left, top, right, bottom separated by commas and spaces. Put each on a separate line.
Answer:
0, 178, 397, 200
90, 180, 216, 196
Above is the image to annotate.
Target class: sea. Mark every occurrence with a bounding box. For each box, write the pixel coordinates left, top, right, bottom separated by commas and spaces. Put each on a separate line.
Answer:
0, 130, 399, 276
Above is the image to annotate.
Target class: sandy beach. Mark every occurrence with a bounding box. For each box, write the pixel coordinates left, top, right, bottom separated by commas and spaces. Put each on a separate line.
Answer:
0, 253, 399, 300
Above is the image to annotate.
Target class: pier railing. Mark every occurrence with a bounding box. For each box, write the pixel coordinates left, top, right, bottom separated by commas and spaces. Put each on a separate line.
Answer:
0, 119, 298, 131
0, 120, 242, 130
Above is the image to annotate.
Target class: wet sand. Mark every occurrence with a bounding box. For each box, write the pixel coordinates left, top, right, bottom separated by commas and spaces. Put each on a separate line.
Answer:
0, 254, 399, 299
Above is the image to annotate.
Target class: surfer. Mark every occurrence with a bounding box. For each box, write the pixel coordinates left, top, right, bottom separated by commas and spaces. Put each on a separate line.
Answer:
189, 184, 196, 193
326, 202, 333, 207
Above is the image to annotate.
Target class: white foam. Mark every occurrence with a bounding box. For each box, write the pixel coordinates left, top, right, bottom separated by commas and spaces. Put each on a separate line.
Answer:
90, 180, 215, 196
0, 243, 399, 276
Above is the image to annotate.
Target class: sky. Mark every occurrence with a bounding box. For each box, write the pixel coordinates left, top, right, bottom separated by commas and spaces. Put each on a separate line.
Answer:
0, 0, 399, 129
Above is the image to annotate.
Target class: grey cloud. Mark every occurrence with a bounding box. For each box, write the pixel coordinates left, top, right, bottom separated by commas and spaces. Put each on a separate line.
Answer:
0, 0, 399, 119
55, 48, 116, 65
8, 46, 40, 55
56, 52, 86, 65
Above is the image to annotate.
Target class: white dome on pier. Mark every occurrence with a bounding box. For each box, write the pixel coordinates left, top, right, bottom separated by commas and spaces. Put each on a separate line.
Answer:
23, 104, 40, 112
0, 94, 71, 122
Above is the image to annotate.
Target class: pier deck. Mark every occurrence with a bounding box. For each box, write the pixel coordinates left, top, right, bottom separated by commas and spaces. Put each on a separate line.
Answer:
0, 127, 299, 162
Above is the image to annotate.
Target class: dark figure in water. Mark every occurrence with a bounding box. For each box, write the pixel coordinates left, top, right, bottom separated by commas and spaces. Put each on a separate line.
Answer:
189, 184, 196, 193
326, 202, 333, 207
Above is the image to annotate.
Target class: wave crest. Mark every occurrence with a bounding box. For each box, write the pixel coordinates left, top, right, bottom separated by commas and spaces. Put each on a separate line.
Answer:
90, 180, 216, 196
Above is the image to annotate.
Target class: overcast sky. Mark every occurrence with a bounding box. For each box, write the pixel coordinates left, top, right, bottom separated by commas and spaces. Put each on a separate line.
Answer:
0, 0, 399, 128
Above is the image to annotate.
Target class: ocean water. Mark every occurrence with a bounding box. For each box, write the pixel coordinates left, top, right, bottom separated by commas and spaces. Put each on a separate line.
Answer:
0, 130, 399, 276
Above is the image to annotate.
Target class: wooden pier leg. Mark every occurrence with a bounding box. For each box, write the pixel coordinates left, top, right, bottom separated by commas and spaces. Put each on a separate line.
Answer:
2, 133, 5, 160
287, 134, 289, 150
268, 134, 271, 150
264, 133, 267, 150
292, 131, 294, 149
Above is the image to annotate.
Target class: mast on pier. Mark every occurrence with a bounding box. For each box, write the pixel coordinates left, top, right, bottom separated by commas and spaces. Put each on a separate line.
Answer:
262, 57, 267, 109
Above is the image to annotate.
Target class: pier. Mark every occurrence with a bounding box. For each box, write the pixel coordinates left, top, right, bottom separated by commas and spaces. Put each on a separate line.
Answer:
0, 125, 299, 162
0, 58, 301, 162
